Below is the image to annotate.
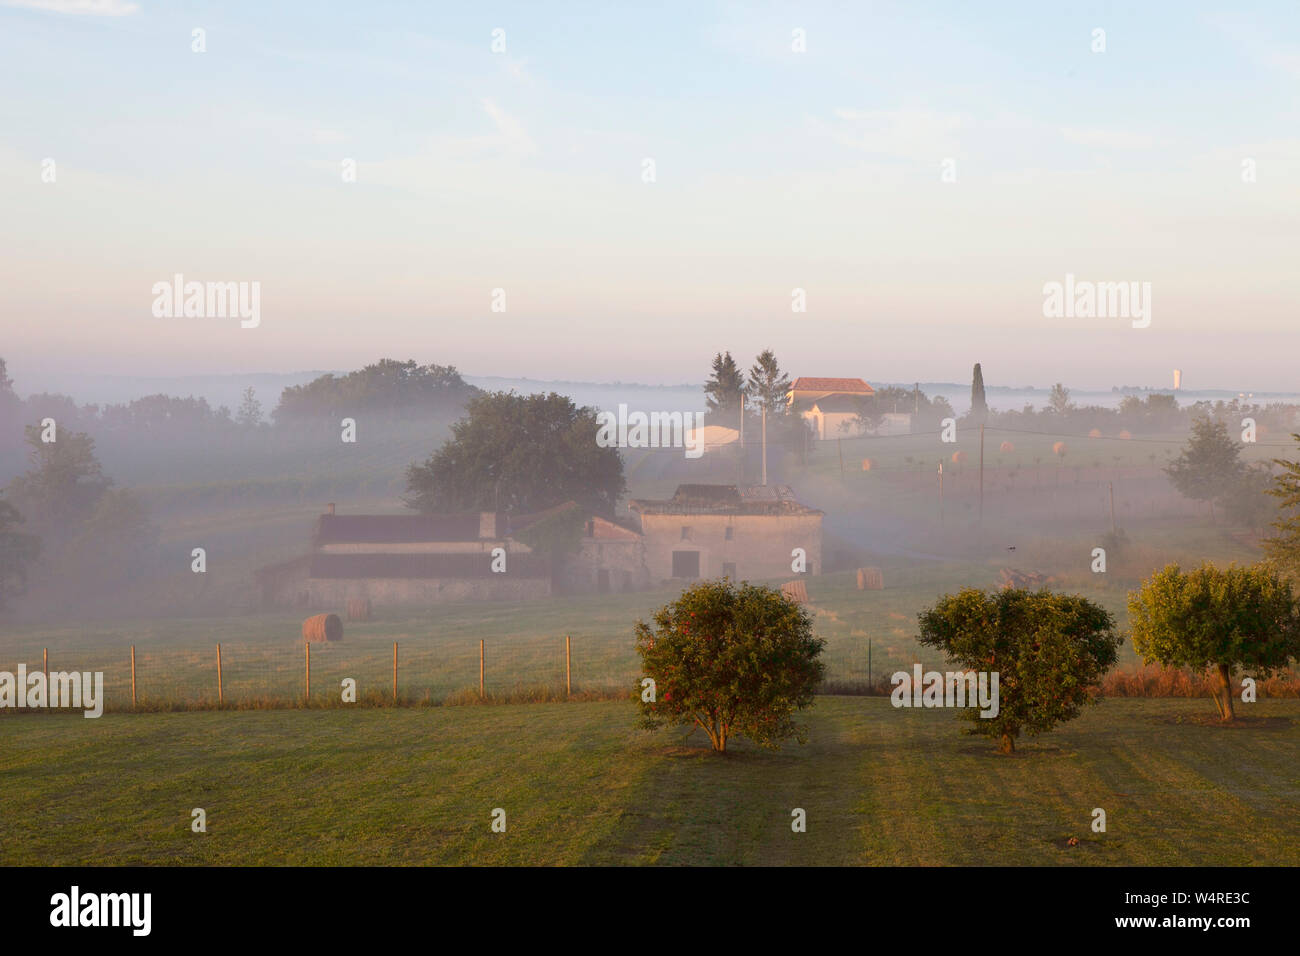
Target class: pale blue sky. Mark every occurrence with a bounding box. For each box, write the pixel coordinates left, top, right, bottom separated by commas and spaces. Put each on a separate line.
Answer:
2, 1, 1297, 393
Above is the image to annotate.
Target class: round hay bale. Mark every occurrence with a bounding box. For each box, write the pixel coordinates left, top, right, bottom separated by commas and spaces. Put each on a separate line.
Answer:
303, 613, 343, 643
999, 440, 1014, 453
1088, 428, 1102, 438
346, 597, 371, 622
951, 451, 966, 464
861, 458, 872, 471
1052, 441, 1067, 457
1118, 429, 1132, 440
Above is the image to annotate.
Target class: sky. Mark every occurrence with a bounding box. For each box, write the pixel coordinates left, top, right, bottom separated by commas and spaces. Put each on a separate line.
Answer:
1, 0, 1298, 396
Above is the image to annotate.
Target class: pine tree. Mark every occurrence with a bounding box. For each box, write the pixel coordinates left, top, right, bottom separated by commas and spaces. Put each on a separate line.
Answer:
703, 352, 746, 415
746, 349, 792, 417
970, 363, 988, 419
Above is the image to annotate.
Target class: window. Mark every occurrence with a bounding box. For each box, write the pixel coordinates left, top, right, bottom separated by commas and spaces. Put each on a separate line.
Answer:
672, 551, 700, 578
724, 526, 734, 540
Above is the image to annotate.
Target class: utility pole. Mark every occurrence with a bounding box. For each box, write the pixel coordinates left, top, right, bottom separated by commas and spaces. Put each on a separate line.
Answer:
761, 402, 768, 486
941, 463, 951, 528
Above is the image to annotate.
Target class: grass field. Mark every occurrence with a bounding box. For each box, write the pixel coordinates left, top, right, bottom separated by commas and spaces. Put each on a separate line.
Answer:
3, 551, 1236, 710
3, 697, 1296, 866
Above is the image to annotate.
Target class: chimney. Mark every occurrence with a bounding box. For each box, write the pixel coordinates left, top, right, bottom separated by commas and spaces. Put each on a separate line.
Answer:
325, 503, 335, 516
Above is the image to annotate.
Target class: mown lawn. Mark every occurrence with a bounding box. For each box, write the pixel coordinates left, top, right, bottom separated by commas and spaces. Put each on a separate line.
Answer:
2, 697, 1296, 866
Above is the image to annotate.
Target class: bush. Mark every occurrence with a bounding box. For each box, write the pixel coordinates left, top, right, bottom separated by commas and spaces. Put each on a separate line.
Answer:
1128, 562, 1300, 721
635, 579, 826, 753
917, 587, 1121, 753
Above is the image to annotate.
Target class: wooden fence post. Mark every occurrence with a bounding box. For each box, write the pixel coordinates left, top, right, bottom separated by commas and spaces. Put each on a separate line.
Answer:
565, 635, 571, 698
130, 645, 136, 708
305, 641, 311, 703
393, 642, 398, 703
479, 640, 485, 699
216, 643, 223, 706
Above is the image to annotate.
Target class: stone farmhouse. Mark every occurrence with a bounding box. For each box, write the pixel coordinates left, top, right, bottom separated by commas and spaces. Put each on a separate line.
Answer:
629, 484, 823, 581
257, 485, 823, 610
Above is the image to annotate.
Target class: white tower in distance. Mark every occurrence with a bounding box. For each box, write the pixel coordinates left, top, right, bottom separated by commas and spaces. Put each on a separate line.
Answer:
1173, 369, 1182, 390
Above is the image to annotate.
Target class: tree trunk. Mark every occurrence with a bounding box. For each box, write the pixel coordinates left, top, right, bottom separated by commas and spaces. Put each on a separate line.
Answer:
998, 732, 1015, 754
1217, 663, 1235, 722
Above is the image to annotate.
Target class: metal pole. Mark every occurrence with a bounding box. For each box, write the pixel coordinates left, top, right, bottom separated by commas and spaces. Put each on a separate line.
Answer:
216, 643, 223, 705
938, 461, 944, 525
393, 642, 398, 703
761, 403, 767, 486
130, 645, 136, 708
305, 641, 310, 702
479, 640, 485, 699
565, 635, 571, 698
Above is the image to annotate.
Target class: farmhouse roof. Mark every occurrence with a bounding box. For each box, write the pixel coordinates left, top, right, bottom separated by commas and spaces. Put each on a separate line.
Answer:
629, 483, 822, 516
790, 377, 874, 394
314, 513, 495, 544
308, 552, 550, 580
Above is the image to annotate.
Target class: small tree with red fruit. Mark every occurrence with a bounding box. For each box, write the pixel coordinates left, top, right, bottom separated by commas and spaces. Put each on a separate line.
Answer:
635, 579, 825, 753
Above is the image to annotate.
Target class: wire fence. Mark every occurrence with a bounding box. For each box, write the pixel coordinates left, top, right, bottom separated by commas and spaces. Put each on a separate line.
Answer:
5, 635, 646, 711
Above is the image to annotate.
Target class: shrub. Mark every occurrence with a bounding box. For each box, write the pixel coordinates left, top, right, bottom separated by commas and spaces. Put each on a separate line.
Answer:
635, 579, 825, 753
917, 587, 1121, 753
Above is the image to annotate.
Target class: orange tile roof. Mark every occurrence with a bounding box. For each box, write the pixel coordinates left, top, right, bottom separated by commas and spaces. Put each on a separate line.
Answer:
789, 377, 874, 393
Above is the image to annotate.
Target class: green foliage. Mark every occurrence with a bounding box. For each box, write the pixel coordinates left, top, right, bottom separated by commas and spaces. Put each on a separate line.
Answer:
273, 358, 477, 422
1128, 562, 1300, 720
1047, 382, 1072, 416
704, 351, 746, 416
1219, 462, 1276, 533
0, 492, 39, 611
917, 587, 1121, 752
404, 390, 625, 517
7, 425, 111, 537
235, 386, 263, 428
512, 502, 586, 560
1164, 416, 1244, 519
635, 579, 826, 752
746, 349, 792, 417
1264, 433, 1300, 579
